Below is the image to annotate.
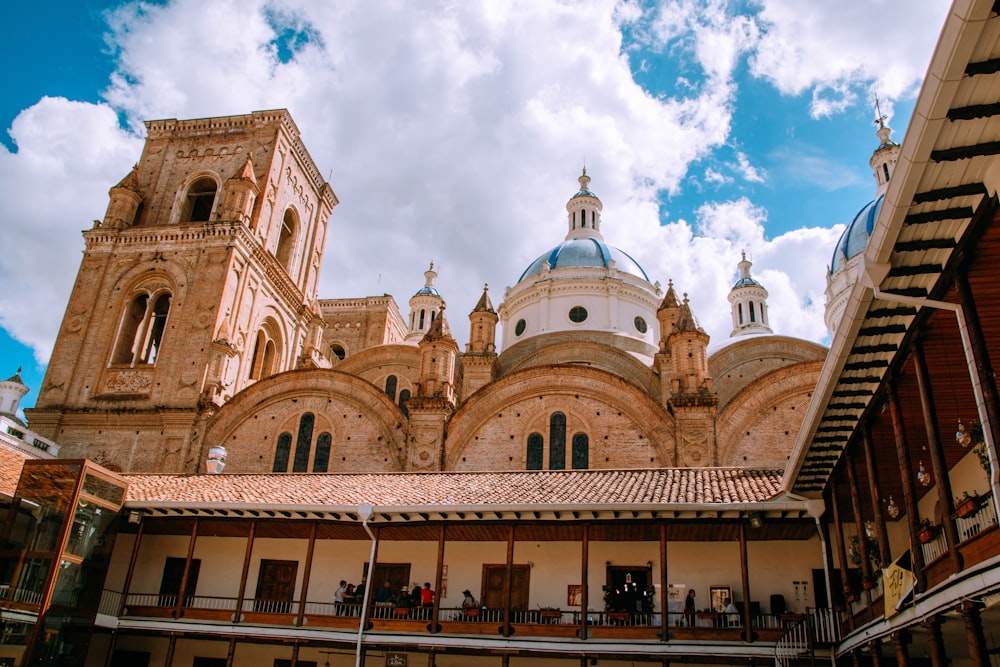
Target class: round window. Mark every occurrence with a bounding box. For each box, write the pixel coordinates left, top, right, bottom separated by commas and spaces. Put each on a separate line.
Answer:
634, 316, 647, 334
515, 319, 526, 336
569, 306, 588, 323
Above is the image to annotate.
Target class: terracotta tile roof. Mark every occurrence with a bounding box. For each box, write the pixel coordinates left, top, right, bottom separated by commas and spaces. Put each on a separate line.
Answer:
0, 446, 31, 497
123, 468, 785, 509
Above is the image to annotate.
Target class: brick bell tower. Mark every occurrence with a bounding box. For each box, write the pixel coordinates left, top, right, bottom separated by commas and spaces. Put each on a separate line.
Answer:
27, 110, 337, 473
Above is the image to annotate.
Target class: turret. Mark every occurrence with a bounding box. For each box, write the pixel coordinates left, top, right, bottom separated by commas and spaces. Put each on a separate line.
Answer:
870, 96, 900, 195
417, 305, 459, 404
656, 280, 680, 352
219, 155, 260, 225
0, 369, 29, 423
406, 262, 445, 343
406, 305, 459, 471
728, 252, 772, 337
565, 168, 604, 242
462, 284, 500, 397
101, 165, 143, 229
667, 295, 713, 395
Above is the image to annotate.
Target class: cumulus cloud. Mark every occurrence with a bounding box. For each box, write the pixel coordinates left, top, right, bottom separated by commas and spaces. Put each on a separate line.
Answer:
0, 0, 951, 370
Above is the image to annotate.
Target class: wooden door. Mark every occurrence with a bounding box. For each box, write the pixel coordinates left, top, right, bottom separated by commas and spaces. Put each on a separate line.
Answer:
158, 557, 200, 607
481, 565, 530, 610
255, 559, 298, 613
364, 563, 411, 598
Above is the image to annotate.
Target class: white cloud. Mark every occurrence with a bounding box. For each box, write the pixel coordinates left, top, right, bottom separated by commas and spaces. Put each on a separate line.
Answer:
0, 98, 142, 363
748, 0, 949, 118
0, 0, 952, 371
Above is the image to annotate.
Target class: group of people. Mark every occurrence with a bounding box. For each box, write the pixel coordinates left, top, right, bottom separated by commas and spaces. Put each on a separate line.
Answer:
682, 589, 740, 627
334, 580, 436, 610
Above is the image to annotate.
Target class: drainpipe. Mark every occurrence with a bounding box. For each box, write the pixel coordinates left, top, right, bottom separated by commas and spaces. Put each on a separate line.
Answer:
870, 286, 1000, 519
356, 504, 376, 667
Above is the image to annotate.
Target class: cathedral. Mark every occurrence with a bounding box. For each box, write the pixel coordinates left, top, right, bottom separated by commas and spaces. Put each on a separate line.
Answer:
1, 2, 999, 665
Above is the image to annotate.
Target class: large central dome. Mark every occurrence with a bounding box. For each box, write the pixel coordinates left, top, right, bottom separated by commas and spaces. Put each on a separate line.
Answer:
497, 171, 661, 358
518, 237, 650, 282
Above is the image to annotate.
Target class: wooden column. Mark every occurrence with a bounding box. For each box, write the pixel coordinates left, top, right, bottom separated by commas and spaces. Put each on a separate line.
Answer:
430, 525, 445, 633
869, 639, 882, 667
845, 454, 873, 613
922, 615, 948, 667
861, 425, 891, 568
234, 521, 256, 625
164, 635, 178, 667
117, 520, 145, 616
888, 379, 927, 590
958, 600, 990, 667
659, 523, 669, 641
829, 477, 854, 630
295, 521, 318, 628
893, 630, 910, 667
738, 522, 752, 641
225, 637, 237, 667
580, 524, 589, 640
289, 643, 300, 667
174, 518, 200, 618
502, 525, 515, 636
914, 340, 963, 572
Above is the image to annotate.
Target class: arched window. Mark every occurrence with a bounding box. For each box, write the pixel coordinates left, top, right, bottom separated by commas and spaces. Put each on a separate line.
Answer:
549, 413, 566, 470
738, 303, 743, 325
275, 209, 297, 271
385, 375, 398, 401
883, 163, 890, 183
314, 432, 332, 472
292, 413, 315, 472
398, 389, 411, 417
749, 301, 756, 323
330, 344, 345, 361
249, 322, 282, 380
181, 176, 218, 222
112, 291, 172, 366
526, 433, 543, 470
273, 432, 292, 472
572, 433, 589, 469
419, 310, 425, 329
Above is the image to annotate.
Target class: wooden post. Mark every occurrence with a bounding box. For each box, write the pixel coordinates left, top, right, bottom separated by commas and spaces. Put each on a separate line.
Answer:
845, 453, 873, 617
296, 521, 318, 628
958, 600, 990, 667
913, 340, 963, 572
860, 425, 891, 568
888, 379, 927, 590
118, 519, 145, 616
164, 635, 178, 667
829, 477, 854, 630
502, 525, 515, 636
893, 630, 910, 667
580, 524, 589, 640
659, 522, 669, 641
922, 615, 948, 667
430, 525, 445, 633
225, 637, 237, 667
234, 521, 256, 624
174, 518, 200, 618
739, 521, 752, 640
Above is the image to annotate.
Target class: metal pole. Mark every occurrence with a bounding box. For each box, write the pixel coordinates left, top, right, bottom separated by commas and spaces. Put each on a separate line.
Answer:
356, 504, 376, 667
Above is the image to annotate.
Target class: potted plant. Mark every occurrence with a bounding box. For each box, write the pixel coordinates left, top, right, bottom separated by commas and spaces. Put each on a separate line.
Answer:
917, 518, 939, 544
955, 491, 982, 519
538, 606, 561, 623
848, 534, 881, 570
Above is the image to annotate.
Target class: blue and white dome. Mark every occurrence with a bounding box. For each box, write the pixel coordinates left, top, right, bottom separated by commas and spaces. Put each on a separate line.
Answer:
518, 238, 650, 282
498, 171, 661, 357
829, 195, 884, 276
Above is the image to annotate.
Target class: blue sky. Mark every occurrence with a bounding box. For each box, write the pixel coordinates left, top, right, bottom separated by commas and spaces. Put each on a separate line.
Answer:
0, 0, 950, 415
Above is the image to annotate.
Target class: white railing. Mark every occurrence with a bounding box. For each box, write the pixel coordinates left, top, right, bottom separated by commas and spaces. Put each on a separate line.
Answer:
186, 596, 237, 611
126, 593, 176, 608
956, 500, 998, 542
98, 590, 123, 616
12, 588, 42, 605
774, 608, 839, 667
241, 598, 300, 615
920, 529, 948, 564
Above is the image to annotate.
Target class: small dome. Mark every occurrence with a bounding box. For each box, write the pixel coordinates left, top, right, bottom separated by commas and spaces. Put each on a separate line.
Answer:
413, 285, 441, 297
732, 276, 762, 289
518, 238, 650, 282
830, 195, 884, 275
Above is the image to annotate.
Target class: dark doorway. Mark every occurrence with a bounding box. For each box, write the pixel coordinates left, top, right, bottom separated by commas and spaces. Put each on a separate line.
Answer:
111, 651, 150, 667
605, 565, 651, 613
481, 564, 530, 611
158, 557, 200, 607
363, 562, 412, 598
255, 559, 298, 613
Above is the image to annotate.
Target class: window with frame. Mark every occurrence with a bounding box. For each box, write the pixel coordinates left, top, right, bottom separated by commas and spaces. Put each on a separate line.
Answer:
181, 176, 218, 222
112, 291, 171, 366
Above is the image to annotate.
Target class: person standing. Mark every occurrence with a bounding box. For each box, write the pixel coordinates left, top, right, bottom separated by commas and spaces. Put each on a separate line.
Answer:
333, 580, 347, 615
684, 589, 696, 627
421, 582, 435, 607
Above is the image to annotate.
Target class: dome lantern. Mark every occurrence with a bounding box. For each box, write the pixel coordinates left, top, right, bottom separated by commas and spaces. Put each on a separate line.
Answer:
565, 168, 604, 242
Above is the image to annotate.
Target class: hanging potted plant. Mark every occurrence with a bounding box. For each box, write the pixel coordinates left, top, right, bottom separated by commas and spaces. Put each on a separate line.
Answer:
917, 518, 939, 544
955, 491, 982, 519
